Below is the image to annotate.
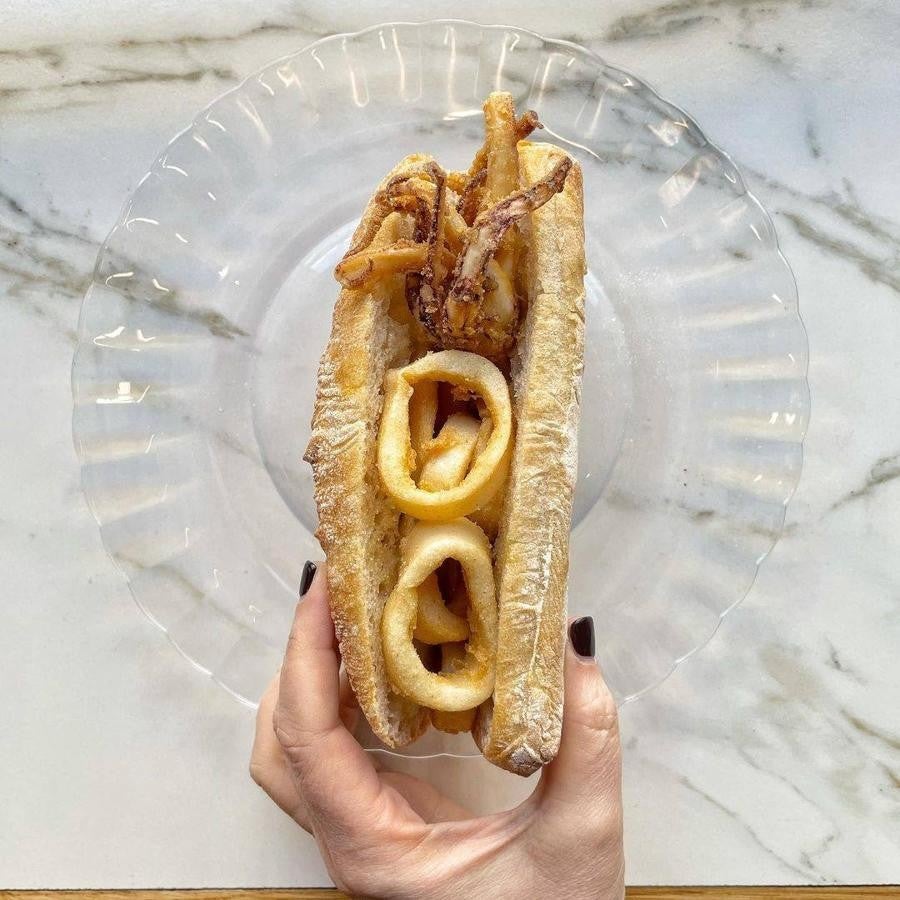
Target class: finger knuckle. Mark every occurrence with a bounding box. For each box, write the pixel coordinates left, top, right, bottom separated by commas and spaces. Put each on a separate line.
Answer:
332, 861, 370, 897
329, 839, 421, 898
273, 722, 308, 766
285, 628, 304, 656
540, 799, 622, 861
588, 802, 624, 847
331, 853, 389, 897
272, 706, 312, 762
576, 680, 620, 739
248, 758, 267, 788
584, 803, 622, 853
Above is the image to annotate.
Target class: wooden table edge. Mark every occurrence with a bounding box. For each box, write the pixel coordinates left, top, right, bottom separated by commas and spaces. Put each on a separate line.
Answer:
2, 888, 897, 899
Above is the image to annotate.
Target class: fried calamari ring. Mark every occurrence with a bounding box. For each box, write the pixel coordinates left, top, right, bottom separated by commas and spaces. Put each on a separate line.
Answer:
418, 412, 482, 492
382, 519, 497, 711
408, 380, 438, 475
412, 573, 468, 645
410, 410, 485, 646
431, 642, 478, 733
377, 350, 512, 521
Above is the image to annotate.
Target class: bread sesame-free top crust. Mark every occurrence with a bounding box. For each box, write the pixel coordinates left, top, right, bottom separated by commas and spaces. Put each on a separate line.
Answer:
474, 143, 585, 775
304, 156, 434, 748
304, 146, 585, 771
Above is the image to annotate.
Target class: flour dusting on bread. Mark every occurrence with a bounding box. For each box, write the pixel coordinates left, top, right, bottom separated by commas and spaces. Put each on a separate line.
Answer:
304, 111, 585, 774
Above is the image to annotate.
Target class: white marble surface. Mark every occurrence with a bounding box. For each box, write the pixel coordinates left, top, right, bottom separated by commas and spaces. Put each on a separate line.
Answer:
2, 0, 899, 888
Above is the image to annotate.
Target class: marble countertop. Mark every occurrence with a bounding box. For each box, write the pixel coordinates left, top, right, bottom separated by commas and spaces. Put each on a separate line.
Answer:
2, 0, 898, 888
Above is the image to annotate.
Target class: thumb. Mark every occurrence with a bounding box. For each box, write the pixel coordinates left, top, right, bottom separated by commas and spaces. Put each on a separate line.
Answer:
538, 617, 622, 828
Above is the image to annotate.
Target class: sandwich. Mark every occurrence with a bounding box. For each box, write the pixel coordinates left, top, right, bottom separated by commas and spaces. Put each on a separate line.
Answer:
304, 92, 585, 776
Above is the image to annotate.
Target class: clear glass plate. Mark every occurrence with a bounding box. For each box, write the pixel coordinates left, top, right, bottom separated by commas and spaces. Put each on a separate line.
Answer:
72, 19, 809, 757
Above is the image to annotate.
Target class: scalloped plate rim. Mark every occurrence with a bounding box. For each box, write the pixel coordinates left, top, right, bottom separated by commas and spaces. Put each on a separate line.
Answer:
70, 18, 811, 732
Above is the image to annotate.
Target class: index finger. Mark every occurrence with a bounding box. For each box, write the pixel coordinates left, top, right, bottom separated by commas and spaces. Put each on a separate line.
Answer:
274, 564, 390, 834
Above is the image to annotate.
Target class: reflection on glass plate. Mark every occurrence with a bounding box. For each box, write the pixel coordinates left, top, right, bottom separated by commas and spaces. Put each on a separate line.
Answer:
72, 20, 809, 757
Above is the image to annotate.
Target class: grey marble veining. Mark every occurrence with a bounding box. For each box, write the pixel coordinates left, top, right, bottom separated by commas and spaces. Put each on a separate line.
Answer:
1, 0, 898, 888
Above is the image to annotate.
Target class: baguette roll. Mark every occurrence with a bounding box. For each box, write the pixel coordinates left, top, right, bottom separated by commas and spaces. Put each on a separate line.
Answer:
304, 156, 434, 747
474, 143, 586, 775
305, 127, 585, 773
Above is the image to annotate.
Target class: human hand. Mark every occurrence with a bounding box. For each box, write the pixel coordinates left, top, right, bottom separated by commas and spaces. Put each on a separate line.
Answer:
250, 562, 624, 899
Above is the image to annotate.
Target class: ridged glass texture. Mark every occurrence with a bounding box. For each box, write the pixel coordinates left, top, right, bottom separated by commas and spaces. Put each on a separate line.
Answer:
72, 21, 809, 756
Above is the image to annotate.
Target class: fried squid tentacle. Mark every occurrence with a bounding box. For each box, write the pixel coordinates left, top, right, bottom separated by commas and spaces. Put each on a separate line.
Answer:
339, 161, 444, 263
333, 105, 570, 364
437, 156, 573, 355
401, 164, 446, 345
456, 168, 487, 227
336, 162, 448, 308
335, 240, 429, 289
455, 110, 543, 226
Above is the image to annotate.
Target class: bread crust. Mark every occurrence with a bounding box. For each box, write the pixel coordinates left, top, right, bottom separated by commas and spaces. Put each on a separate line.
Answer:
475, 143, 585, 775
305, 145, 585, 769
304, 156, 433, 748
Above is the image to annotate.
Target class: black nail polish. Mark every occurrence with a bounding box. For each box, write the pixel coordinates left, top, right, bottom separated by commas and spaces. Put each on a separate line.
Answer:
569, 616, 595, 659
299, 561, 317, 597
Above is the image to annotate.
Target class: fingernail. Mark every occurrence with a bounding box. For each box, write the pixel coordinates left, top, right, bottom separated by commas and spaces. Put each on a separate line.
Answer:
569, 616, 595, 659
299, 561, 317, 598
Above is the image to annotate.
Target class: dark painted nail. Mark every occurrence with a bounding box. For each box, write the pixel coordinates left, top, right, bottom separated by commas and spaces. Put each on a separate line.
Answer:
569, 616, 595, 659
299, 561, 317, 598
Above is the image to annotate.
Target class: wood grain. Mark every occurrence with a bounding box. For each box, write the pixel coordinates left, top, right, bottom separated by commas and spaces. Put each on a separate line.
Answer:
2, 888, 897, 899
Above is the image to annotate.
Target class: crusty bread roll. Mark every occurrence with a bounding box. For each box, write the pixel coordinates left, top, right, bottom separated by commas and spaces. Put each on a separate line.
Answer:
305, 134, 585, 773
304, 156, 434, 747
474, 143, 586, 775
